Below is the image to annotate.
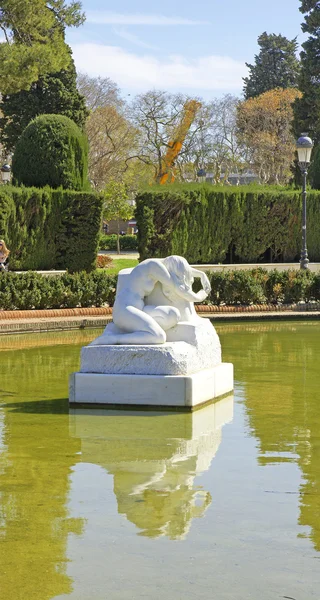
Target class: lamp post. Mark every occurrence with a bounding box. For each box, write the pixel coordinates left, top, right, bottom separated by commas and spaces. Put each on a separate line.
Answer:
1, 163, 11, 184
296, 134, 314, 269
197, 168, 206, 183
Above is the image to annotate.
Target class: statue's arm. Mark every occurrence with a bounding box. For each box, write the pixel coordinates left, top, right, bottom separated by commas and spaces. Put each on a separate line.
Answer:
150, 261, 208, 303
191, 268, 211, 294
174, 285, 208, 303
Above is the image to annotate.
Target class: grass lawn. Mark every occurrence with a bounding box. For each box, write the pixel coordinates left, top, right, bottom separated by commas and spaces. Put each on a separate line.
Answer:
104, 257, 139, 275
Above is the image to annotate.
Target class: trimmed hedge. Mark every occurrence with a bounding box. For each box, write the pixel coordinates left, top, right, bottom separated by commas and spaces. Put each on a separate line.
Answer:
0, 186, 103, 271
0, 268, 319, 311
202, 268, 318, 305
12, 114, 90, 191
135, 185, 320, 263
99, 234, 138, 251
0, 271, 117, 310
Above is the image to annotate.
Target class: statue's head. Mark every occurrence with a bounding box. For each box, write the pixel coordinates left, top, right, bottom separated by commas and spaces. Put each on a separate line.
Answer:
163, 255, 194, 289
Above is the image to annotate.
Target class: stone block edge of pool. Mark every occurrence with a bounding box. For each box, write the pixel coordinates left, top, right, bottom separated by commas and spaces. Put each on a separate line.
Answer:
1, 312, 320, 336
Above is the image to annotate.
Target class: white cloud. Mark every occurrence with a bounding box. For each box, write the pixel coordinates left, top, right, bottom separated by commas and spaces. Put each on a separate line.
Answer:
113, 27, 159, 50
86, 12, 209, 26
72, 43, 246, 93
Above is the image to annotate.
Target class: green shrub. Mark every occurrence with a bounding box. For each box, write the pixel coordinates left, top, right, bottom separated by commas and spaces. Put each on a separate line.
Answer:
135, 184, 320, 263
0, 271, 117, 311
0, 268, 316, 311
203, 268, 316, 306
12, 114, 89, 190
99, 234, 138, 251
0, 186, 103, 272
214, 270, 266, 305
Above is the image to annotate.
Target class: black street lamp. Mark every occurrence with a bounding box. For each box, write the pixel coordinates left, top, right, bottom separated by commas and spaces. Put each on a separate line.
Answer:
296, 134, 314, 269
1, 163, 11, 184
197, 168, 206, 183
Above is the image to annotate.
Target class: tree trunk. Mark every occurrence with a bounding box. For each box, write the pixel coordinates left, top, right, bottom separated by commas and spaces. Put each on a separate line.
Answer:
117, 219, 121, 255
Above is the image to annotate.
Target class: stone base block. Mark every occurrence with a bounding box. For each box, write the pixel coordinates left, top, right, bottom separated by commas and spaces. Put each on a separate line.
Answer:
82, 320, 222, 376
69, 363, 233, 410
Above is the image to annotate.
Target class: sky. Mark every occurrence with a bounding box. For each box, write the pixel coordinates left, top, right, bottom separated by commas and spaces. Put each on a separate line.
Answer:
66, 0, 305, 100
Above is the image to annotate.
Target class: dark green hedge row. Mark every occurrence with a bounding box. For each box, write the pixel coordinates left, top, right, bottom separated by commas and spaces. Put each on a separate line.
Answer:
99, 234, 138, 251
0, 186, 103, 271
135, 185, 320, 263
0, 268, 319, 311
0, 271, 117, 310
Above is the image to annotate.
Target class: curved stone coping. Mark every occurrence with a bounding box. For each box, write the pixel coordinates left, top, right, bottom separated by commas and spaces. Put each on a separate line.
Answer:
0, 307, 112, 320
0, 303, 320, 321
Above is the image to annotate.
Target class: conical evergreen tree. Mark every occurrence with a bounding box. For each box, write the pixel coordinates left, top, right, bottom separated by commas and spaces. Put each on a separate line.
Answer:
294, 1, 320, 144
243, 32, 300, 100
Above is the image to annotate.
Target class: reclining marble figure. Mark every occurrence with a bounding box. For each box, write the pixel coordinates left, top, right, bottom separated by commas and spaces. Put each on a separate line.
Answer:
91, 255, 211, 346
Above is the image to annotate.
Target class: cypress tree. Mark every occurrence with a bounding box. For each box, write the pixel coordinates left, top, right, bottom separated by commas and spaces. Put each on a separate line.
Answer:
293, 1, 320, 187
243, 32, 300, 100
294, 2, 320, 142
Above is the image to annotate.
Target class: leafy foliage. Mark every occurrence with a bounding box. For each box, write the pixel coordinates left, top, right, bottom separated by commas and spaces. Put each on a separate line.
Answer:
12, 114, 89, 190
86, 105, 136, 190
0, 54, 88, 152
135, 184, 320, 263
99, 234, 138, 251
0, 270, 117, 310
293, 1, 320, 187
243, 32, 300, 99
103, 181, 133, 253
0, 268, 319, 311
0, 185, 103, 271
205, 268, 317, 305
237, 88, 302, 184
0, 0, 84, 94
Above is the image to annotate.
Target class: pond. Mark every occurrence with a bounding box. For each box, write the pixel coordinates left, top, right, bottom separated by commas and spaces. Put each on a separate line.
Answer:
0, 322, 319, 600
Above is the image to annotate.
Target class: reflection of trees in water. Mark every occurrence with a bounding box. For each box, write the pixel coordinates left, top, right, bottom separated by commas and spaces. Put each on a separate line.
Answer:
0, 343, 82, 399
72, 398, 232, 540
220, 323, 320, 552
0, 344, 83, 600
0, 328, 98, 352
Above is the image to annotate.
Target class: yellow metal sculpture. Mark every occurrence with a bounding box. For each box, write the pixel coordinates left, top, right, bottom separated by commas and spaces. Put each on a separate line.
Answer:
158, 99, 201, 184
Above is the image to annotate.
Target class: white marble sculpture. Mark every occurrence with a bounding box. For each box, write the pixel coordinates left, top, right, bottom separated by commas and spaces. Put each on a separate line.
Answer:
70, 255, 234, 408
91, 256, 211, 346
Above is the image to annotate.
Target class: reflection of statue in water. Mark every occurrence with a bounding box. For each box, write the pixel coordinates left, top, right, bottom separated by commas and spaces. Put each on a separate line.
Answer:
91, 256, 211, 346
70, 395, 233, 540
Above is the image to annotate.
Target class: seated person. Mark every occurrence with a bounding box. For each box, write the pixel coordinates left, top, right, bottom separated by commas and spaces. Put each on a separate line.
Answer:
0, 239, 10, 271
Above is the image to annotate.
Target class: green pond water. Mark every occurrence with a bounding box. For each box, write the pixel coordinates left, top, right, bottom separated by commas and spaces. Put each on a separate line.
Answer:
0, 322, 319, 600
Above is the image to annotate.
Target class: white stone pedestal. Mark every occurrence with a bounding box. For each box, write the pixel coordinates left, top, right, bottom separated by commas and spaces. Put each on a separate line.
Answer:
69, 319, 233, 410
69, 363, 233, 409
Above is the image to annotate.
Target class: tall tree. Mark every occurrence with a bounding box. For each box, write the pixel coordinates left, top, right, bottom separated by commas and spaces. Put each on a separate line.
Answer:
237, 88, 302, 184
0, 0, 84, 94
130, 90, 202, 182
0, 50, 88, 152
294, 1, 320, 145
77, 73, 123, 111
243, 32, 300, 100
180, 95, 245, 183
103, 180, 133, 254
86, 105, 137, 190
